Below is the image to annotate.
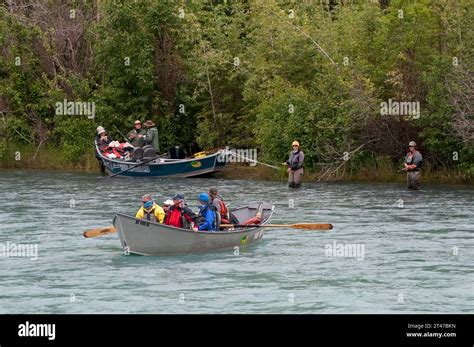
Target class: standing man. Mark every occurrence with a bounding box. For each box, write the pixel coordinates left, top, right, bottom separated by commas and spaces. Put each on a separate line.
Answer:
143, 120, 160, 153
402, 141, 423, 190
127, 120, 146, 148
284, 140, 304, 188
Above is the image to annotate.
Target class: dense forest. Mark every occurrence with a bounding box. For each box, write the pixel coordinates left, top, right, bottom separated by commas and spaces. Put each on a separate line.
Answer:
0, 0, 473, 181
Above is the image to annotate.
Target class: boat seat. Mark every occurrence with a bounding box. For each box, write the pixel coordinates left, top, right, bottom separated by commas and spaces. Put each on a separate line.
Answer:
143, 146, 156, 158
132, 147, 144, 160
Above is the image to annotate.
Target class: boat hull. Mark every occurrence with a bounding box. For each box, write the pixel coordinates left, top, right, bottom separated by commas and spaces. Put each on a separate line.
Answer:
96, 147, 228, 178
113, 203, 275, 256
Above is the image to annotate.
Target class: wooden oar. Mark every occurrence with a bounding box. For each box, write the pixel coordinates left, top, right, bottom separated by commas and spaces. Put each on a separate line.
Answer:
220, 223, 333, 230
83, 226, 116, 238
84, 222, 332, 238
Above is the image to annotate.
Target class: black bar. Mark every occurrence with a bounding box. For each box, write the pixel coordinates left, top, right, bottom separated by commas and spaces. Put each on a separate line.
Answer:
0, 314, 472, 346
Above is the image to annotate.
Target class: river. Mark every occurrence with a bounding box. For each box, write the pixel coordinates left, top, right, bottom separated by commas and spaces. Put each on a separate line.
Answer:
0, 170, 472, 313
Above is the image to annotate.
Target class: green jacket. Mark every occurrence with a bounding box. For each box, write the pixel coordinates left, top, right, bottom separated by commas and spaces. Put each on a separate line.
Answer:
127, 128, 147, 147
144, 127, 160, 152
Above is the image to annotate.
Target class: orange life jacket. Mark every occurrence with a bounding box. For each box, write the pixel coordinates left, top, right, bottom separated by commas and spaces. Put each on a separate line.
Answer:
215, 197, 228, 220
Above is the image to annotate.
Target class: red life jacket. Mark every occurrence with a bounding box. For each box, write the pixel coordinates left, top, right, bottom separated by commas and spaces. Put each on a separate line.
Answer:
166, 207, 183, 228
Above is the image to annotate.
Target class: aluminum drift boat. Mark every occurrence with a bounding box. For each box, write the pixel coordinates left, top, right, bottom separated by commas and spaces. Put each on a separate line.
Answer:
96, 144, 229, 178
113, 203, 275, 256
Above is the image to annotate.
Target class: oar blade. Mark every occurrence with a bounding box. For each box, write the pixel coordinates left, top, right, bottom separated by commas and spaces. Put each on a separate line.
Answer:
83, 226, 117, 238
291, 223, 333, 230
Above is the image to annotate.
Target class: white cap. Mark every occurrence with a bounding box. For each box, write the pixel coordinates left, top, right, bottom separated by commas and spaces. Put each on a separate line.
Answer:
97, 126, 106, 135
163, 199, 173, 206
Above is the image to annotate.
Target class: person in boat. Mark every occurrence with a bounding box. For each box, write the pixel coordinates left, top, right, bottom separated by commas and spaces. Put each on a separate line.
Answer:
196, 193, 217, 231
283, 140, 304, 188
96, 127, 122, 159
96, 126, 133, 159
162, 199, 173, 214
209, 187, 239, 225
127, 120, 146, 148
143, 120, 160, 153
402, 141, 423, 190
135, 194, 165, 223
164, 194, 196, 229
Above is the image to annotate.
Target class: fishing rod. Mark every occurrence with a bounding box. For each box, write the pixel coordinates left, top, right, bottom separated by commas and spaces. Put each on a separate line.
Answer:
221, 148, 281, 170
112, 125, 132, 144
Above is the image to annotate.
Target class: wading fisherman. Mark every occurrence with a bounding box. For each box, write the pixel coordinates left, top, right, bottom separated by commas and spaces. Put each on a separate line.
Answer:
209, 187, 239, 225
196, 193, 217, 231
135, 194, 165, 223
402, 141, 423, 190
143, 120, 160, 152
284, 141, 304, 188
127, 120, 146, 148
164, 194, 196, 229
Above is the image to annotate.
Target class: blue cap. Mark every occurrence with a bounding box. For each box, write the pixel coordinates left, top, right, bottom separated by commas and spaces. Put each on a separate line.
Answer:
172, 194, 185, 201
198, 192, 209, 203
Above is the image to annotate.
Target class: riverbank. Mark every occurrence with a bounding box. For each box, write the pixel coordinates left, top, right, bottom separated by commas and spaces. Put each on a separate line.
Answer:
215, 165, 473, 185
1, 144, 472, 184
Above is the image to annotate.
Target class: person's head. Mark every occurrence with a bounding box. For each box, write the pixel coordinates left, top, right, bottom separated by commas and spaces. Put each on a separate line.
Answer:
142, 194, 154, 210
198, 192, 210, 205
292, 140, 300, 151
408, 141, 416, 153
144, 120, 155, 129
134, 120, 141, 130
162, 199, 173, 212
97, 126, 107, 138
172, 194, 185, 206
209, 187, 218, 198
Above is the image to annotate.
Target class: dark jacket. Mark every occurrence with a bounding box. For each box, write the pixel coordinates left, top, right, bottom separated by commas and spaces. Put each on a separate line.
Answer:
127, 128, 147, 147
287, 150, 304, 171
144, 127, 160, 152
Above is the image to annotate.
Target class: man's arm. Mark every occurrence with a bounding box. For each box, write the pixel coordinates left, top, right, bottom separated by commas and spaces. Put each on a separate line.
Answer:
298, 152, 304, 168
198, 210, 214, 230
413, 152, 422, 168
212, 199, 221, 213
